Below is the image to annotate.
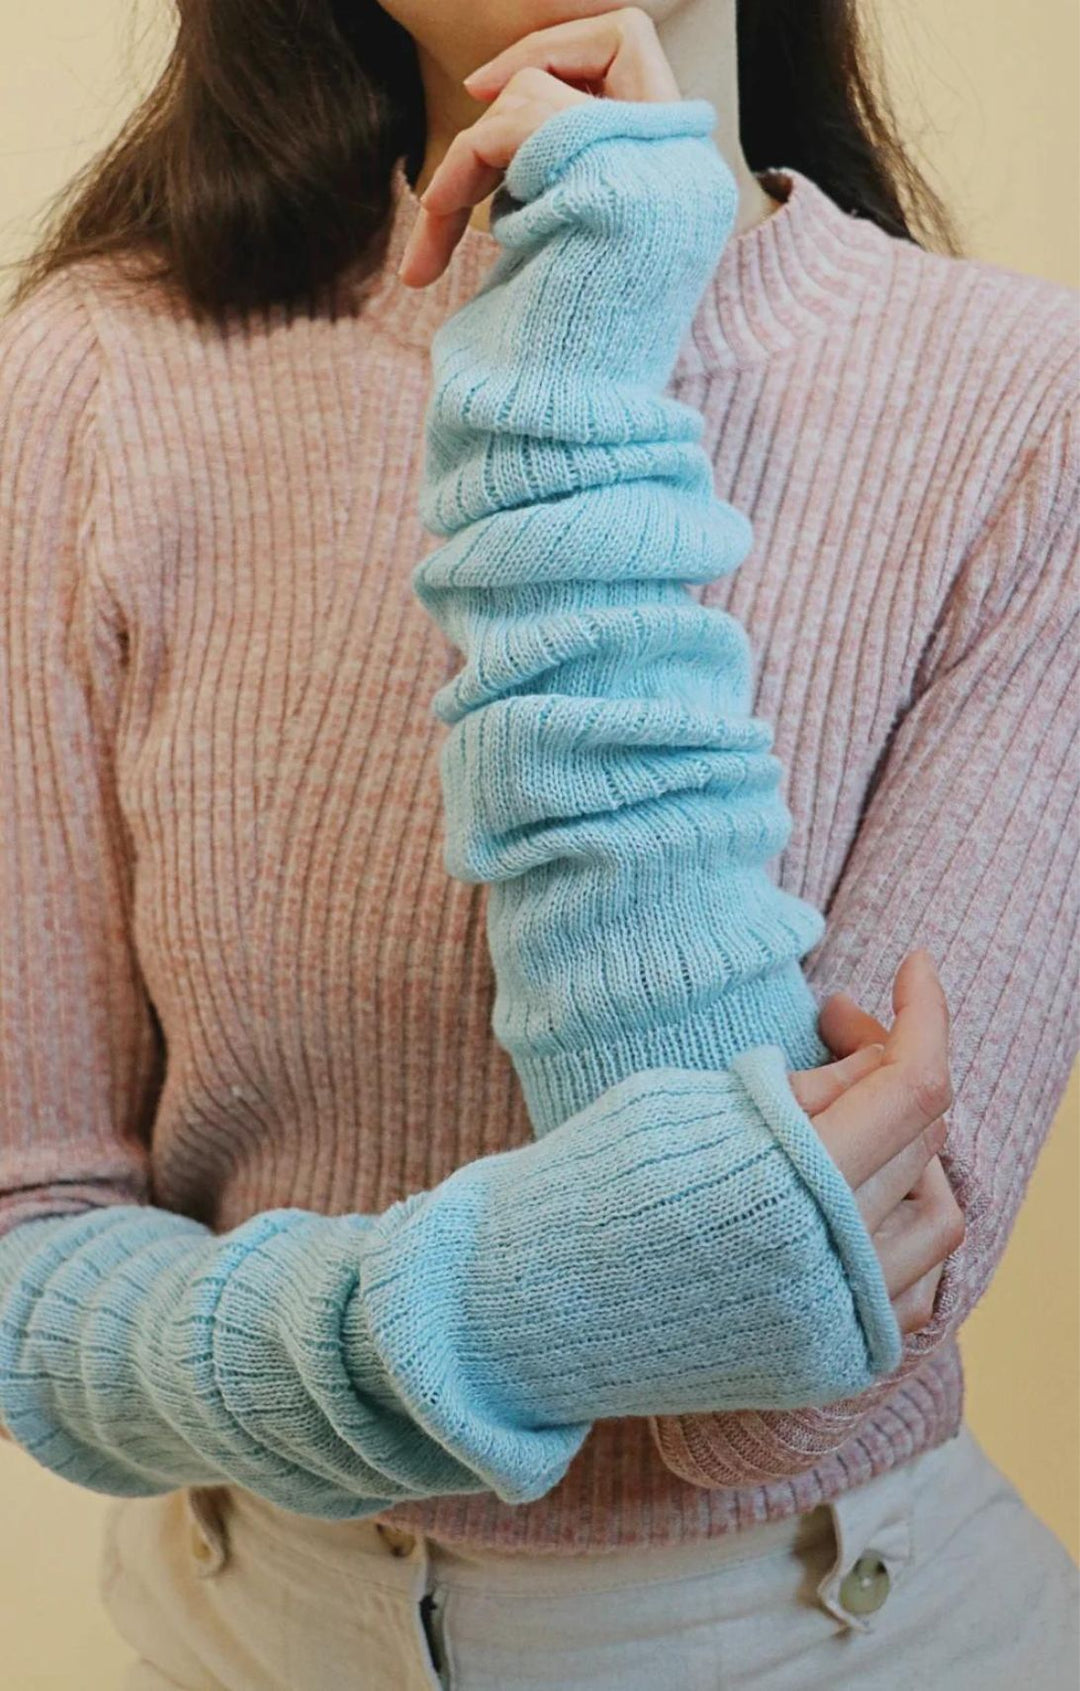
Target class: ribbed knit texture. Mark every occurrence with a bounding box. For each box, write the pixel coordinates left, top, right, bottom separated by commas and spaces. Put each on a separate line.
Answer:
0, 134, 1076, 1547
415, 99, 829, 1137
0, 99, 903, 1522
0, 1055, 892, 1515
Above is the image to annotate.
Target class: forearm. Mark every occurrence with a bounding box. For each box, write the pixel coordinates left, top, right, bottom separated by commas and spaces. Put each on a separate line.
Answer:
0, 1203, 496, 1513
415, 96, 830, 1140
650, 401, 1080, 1484
0, 1052, 900, 1511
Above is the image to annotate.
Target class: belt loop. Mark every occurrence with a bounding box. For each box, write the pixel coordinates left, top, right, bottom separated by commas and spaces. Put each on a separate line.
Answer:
817, 1463, 914, 1634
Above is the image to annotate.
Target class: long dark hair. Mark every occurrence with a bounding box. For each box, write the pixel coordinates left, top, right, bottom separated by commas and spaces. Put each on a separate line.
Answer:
4, 0, 960, 325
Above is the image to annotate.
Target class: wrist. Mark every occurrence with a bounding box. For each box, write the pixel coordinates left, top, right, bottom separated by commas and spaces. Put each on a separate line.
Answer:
360, 1061, 902, 1448
428, 96, 738, 420
498, 95, 721, 210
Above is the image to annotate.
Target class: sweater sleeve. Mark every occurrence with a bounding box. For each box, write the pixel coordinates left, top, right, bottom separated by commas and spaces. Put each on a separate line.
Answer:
650, 395, 1080, 1487
0, 268, 899, 1516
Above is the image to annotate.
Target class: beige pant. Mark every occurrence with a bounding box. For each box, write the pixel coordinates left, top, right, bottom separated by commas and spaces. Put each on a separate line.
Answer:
98, 1422, 1078, 1690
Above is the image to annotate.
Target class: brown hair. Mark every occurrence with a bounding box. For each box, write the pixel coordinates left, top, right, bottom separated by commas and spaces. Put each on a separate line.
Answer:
4, 0, 960, 326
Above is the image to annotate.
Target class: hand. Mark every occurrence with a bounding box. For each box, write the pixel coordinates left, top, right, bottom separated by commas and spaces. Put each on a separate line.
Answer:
398, 7, 680, 287
786, 950, 965, 1337
816, 972, 964, 1338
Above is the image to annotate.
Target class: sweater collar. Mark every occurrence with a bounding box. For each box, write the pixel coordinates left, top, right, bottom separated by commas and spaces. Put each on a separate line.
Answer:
359, 153, 892, 368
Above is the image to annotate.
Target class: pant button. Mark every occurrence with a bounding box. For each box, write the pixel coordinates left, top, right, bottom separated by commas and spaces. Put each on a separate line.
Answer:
838, 1552, 892, 1615
375, 1523, 417, 1558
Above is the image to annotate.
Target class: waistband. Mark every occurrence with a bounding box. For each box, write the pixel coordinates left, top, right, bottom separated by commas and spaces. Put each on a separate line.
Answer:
430, 1501, 836, 1593
197, 1478, 838, 1598
187, 1430, 972, 1607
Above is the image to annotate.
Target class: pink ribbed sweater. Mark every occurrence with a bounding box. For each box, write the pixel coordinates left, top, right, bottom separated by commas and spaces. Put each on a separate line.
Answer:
1, 157, 1078, 1552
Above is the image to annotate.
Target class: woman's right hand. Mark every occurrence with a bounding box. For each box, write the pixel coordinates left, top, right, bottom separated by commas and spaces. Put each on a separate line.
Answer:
398, 7, 682, 288
787, 950, 965, 1338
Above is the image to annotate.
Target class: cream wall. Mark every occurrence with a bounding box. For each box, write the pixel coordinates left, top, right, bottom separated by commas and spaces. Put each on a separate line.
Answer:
1, 1, 1077, 1686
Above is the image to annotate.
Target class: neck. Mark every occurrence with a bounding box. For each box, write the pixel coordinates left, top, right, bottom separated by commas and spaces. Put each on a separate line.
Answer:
410, 0, 777, 239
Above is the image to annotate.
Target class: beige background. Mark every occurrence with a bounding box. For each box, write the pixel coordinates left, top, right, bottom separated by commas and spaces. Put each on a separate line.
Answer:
1, 1, 1078, 1686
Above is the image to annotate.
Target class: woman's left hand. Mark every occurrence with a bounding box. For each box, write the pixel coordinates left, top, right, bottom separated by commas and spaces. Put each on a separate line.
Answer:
397, 7, 681, 288
818, 985, 957, 1337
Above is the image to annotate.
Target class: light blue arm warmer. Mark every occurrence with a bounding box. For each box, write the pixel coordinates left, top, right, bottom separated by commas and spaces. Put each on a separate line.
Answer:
0, 99, 901, 1522
414, 98, 903, 1364
0, 1050, 897, 1515
414, 96, 835, 1136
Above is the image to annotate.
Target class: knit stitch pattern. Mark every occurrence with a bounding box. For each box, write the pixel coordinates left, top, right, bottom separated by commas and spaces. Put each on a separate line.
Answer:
0, 124, 1074, 1548
415, 98, 831, 1138
0, 1048, 896, 1514
0, 103, 902, 1519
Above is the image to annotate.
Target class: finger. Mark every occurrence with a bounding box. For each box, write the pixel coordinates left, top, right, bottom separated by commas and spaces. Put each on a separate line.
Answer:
397, 202, 477, 288
873, 1202, 953, 1305
818, 990, 889, 1059
423, 73, 591, 218
885, 949, 951, 1079
399, 82, 587, 286
812, 1058, 948, 1192
867, 1156, 963, 1298
881, 948, 953, 1131
812, 951, 952, 1186
911, 1151, 964, 1245
820, 951, 948, 1070
788, 1042, 884, 1115
855, 1127, 947, 1235
891, 1263, 944, 1336
463, 9, 680, 105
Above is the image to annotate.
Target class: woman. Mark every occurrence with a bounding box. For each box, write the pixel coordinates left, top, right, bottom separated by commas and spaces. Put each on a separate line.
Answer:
0, 3, 1076, 1687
